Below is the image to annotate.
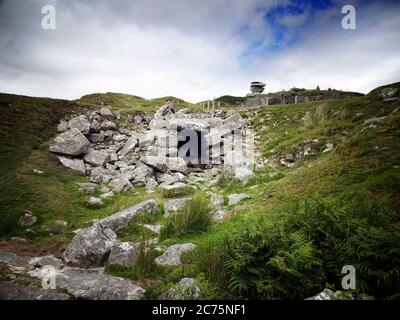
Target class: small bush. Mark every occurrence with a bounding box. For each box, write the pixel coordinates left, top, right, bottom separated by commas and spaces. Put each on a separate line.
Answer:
160, 195, 214, 239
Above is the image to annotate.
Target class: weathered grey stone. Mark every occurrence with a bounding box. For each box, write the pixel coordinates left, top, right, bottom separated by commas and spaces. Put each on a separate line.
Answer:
109, 175, 133, 192
0, 249, 31, 270
228, 193, 251, 206
380, 87, 399, 101
90, 167, 115, 184
57, 120, 68, 132
0, 281, 69, 300
169, 118, 209, 131
62, 224, 117, 266
88, 196, 103, 207
32, 169, 44, 175
89, 132, 105, 143
212, 209, 227, 222
90, 119, 101, 133
108, 242, 138, 266
100, 191, 114, 199
100, 107, 113, 117
97, 199, 158, 231
155, 243, 196, 267
141, 155, 187, 174
139, 224, 162, 233
49, 128, 90, 156
57, 156, 86, 174
164, 198, 191, 216
77, 182, 97, 194
131, 164, 154, 185
146, 177, 158, 192
55, 268, 145, 300
118, 134, 138, 159
101, 120, 117, 131
156, 173, 179, 185
364, 116, 387, 125
159, 277, 201, 300
159, 182, 188, 191
210, 194, 224, 208
29, 255, 64, 269
19, 212, 37, 226
305, 288, 335, 300
68, 115, 91, 134
154, 103, 174, 119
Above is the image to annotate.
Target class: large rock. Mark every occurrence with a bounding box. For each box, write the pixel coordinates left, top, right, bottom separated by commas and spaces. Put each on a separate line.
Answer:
169, 118, 209, 132
154, 103, 175, 119
84, 149, 110, 167
57, 155, 86, 174
90, 167, 115, 184
62, 224, 117, 266
49, 128, 90, 156
164, 198, 191, 217
55, 268, 145, 300
155, 243, 197, 267
97, 199, 158, 231
141, 156, 187, 174
67, 115, 91, 134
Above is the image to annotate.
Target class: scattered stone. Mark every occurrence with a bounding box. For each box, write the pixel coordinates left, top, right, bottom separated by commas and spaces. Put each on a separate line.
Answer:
19, 212, 38, 226
88, 196, 103, 207
57, 120, 68, 132
228, 193, 251, 206
146, 177, 158, 192
322, 143, 334, 153
164, 198, 191, 216
32, 169, 44, 175
57, 156, 86, 174
364, 116, 386, 125
155, 243, 197, 267
139, 224, 162, 233
100, 107, 113, 117
100, 191, 114, 199
212, 209, 227, 222
210, 194, 224, 208
108, 242, 139, 266
77, 182, 97, 194
11, 237, 27, 243
159, 278, 201, 300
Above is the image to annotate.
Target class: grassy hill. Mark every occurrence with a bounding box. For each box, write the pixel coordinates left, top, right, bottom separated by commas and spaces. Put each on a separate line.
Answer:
0, 82, 399, 299
77, 92, 197, 113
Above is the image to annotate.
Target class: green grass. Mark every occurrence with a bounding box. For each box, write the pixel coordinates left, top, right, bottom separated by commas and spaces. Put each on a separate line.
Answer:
160, 195, 214, 240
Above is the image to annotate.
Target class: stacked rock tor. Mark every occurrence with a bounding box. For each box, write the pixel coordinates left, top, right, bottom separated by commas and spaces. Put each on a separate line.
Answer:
49, 103, 255, 191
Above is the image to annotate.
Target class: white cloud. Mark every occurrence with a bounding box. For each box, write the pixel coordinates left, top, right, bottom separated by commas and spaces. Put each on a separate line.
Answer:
0, 0, 398, 102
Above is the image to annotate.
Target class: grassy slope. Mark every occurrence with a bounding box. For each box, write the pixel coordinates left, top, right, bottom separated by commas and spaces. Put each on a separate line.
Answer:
0, 82, 399, 298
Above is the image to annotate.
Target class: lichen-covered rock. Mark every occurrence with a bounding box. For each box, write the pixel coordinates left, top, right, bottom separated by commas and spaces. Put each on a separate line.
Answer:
155, 243, 196, 267
49, 128, 90, 156
108, 242, 139, 266
159, 278, 201, 300
62, 224, 117, 266
109, 175, 133, 192
55, 268, 145, 300
57, 156, 86, 174
67, 115, 91, 134
84, 149, 110, 167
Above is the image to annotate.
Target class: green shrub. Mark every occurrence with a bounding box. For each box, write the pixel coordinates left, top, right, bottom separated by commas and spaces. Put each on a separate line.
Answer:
160, 195, 214, 239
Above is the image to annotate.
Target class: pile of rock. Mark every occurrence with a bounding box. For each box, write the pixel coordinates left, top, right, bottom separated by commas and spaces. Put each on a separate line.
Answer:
49, 103, 254, 191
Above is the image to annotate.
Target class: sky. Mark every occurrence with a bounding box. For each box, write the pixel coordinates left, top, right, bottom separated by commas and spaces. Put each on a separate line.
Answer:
0, 0, 399, 102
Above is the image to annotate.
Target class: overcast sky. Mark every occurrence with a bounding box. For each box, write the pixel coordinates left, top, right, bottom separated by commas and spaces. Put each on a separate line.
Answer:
0, 0, 399, 102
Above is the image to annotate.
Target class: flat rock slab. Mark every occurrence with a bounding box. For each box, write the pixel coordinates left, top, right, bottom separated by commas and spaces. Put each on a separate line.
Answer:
55, 268, 145, 300
228, 193, 251, 206
0, 250, 31, 271
0, 281, 69, 300
164, 198, 191, 217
